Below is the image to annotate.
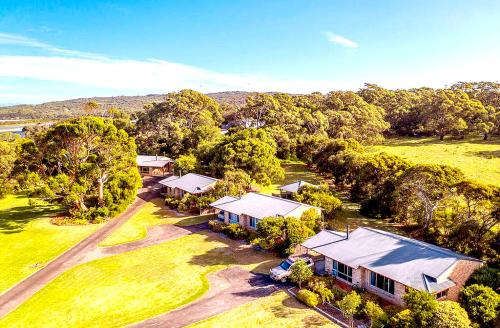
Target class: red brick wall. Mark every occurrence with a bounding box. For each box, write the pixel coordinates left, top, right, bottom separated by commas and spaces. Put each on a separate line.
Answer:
447, 259, 483, 301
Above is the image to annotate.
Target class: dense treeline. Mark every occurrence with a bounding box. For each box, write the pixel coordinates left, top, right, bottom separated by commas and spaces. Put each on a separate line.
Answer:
132, 88, 499, 264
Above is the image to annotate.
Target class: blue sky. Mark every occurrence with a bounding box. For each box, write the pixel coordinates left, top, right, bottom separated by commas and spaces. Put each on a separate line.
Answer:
1, 0, 499, 104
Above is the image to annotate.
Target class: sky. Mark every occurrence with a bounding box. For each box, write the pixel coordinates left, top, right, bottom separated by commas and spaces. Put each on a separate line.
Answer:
0, 0, 500, 105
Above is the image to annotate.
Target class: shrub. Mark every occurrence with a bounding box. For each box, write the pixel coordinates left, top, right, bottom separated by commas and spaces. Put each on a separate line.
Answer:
331, 286, 348, 301
459, 284, 499, 326
297, 289, 320, 307
165, 195, 180, 208
430, 301, 471, 328
364, 301, 388, 328
390, 309, 415, 328
467, 266, 499, 291
308, 277, 334, 304
208, 219, 224, 232
223, 223, 250, 239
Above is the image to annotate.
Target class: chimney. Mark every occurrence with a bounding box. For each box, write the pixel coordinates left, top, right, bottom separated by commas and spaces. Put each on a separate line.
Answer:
156, 154, 158, 160
346, 224, 350, 239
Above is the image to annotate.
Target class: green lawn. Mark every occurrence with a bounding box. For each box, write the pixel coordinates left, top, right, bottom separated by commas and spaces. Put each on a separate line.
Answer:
0, 231, 279, 328
188, 291, 339, 328
99, 198, 212, 247
368, 136, 500, 186
0, 194, 101, 294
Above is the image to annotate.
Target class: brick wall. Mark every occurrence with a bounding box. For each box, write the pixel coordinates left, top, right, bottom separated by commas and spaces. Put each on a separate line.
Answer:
447, 259, 483, 301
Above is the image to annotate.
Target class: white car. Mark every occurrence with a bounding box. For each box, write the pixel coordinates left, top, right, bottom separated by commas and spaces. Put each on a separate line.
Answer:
270, 256, 314, 282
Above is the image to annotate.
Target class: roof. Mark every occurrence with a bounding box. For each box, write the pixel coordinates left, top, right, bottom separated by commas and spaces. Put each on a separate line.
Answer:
136, 155, 173, 168
301, 227, 480, 292
278, 180, 316, 193
158, 173, 218, 194
210, 192, 319, 219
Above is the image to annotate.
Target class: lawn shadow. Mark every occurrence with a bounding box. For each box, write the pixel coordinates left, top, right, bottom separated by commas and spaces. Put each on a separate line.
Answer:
466, 150, 500, 159
0, 200, 61, 234
187, 231, 279, 273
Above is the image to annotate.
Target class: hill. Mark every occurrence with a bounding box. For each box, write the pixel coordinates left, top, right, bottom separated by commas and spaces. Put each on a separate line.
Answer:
0, 91, 257, 120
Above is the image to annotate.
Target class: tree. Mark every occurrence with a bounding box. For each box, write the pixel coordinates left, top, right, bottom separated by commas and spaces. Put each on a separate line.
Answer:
209, 128, 284, 185
294, 185, 342, 220
460, 284, 500, 326
134, 90, 222, 157
239, 93, 279, 128
364, 301, 387, 328
323, 91, 390, 144
212, 169, 252, 198
21, 117, 141, 222
403, 289, 438, 327
0, 133, 19, 198
173, 154, 199, 174
430, 301, 471, 328
288, 259, 313, 289
256, 217, 314, 256
299, 208, 324, 232
392, 164, 464, 229
337, 291, 362, 328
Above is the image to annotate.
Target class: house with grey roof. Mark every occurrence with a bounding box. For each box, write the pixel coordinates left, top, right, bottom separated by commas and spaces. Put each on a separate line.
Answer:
136, 155, 174, 177
299, 227, 482, 306
278, 180, 316, 199
159, 173, 218, 199
210, 192, 321, 229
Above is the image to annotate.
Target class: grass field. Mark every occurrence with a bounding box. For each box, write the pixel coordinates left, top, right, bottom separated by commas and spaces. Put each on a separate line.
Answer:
0, 231, 279, 328
188, 291, 338, 328
0, 194, 100, 294
368, 136, 500, 186
99, 198, 212, 247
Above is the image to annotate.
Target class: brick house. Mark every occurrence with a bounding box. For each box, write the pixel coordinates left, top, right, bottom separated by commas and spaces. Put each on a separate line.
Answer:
136, 155, 174, 177
210, 192, 322, 229
159, 173, 218, 199
298, 227, 482, 306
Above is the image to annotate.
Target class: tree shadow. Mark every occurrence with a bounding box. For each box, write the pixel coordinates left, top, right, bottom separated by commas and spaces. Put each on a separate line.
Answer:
302, 314, 331, 327
0, 200, 61, 234
466, 150, 500, 159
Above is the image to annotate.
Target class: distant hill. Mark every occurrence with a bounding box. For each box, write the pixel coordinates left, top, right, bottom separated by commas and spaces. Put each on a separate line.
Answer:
0, 91, 258, 120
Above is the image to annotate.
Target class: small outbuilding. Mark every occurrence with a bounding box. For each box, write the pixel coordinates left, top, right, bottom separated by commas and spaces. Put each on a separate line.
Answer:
278, 180, 316, 199
136, 155, 174, 177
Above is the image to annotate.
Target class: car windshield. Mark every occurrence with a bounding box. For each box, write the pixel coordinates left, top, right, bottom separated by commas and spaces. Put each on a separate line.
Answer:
279, 260, 292, 270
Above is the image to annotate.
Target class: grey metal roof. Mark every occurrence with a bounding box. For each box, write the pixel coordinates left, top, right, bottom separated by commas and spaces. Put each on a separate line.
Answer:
278, 180, 315, 193
159, 173, 218, 194
210, 196, 238, 207
301, 227, 480, 291
210, 192, 318, 219
136, 155, 173, 168
301, 230, 347, 248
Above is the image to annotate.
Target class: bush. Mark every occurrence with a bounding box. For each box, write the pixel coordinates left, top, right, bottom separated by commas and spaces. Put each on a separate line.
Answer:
165, 195, 180, 208
459, 284, 499, 326
297, 289, 320, 307
467, 266, 499, 291
331, 286, 348, 301
208, 220, 250, 240
430, 301, 471, 328
208, 219, 224, 232
390, 309, 415, 328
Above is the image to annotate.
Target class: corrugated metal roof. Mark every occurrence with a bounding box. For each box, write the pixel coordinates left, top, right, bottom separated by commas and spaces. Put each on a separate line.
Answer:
302, 227, 479, 291
210, 192, 318, 219
136, 155, 173, 167
159, 173, 218, 194
278, 180, 315, 193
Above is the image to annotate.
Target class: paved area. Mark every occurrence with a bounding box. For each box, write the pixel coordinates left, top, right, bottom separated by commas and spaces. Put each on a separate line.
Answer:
130, 267, 282, 328
0, 178, 160, 318
95, 222, 208, 258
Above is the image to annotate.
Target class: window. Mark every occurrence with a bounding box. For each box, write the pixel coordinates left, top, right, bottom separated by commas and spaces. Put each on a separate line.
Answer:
217, 211, 225, 222
333, 260, 353, 283
140, 166, 149, 174
229, 213, 239, 224
280, 260, 292, 270
249, 217, 258, 228
370, 272, 395, 295
435, 289, 448, 299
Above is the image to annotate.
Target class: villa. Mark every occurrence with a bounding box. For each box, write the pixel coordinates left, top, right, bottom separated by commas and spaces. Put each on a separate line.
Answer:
298, 227, 482, 306
210, 192, 321, 229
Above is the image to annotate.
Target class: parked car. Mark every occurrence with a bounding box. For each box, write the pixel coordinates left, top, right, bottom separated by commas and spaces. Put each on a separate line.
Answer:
270, 256, 314, 282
